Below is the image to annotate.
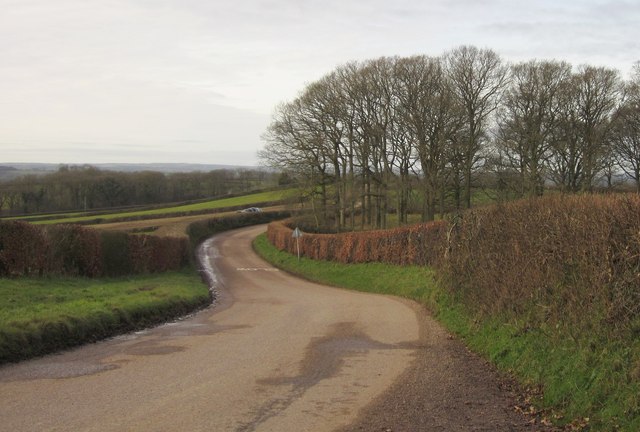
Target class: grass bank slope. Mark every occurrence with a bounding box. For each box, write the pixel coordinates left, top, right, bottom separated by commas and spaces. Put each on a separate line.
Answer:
0, 270, 210, 364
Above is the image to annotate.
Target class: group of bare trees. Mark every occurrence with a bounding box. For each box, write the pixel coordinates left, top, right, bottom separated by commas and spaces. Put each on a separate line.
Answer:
0, 165, 276, 215
497, 61, 638, 195
260, 46, 640, 230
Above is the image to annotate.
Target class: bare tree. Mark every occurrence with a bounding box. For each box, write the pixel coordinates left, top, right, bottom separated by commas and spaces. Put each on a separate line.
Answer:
260, 100, 333, 227
497, 60, 572, 196
445, 46, 508, 208
259, 49, 635, 232
611, 65, 640, 191
396, 55, 462, 220
549, 66, 622, 191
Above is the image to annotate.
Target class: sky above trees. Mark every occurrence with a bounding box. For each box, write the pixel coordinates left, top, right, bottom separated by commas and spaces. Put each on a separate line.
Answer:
1, 0, 638, 166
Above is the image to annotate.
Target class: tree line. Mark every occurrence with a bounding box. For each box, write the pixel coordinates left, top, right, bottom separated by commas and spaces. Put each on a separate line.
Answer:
260, 46, 640, 230
0, 165, 278, 215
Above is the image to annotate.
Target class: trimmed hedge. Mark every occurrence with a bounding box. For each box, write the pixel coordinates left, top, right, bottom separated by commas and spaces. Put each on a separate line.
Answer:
48, 224, 103, 277
0, 221, 50, 277
266, 219, 447, 266
0, 221, 189, 278
0, 211, 292, 279
187, 211, 292, 247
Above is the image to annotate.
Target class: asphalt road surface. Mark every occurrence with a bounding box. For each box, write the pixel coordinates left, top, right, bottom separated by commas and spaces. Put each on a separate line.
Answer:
0, 225, 423, 432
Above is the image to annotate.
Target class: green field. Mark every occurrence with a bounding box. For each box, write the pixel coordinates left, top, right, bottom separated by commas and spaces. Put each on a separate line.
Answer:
5, 189, 290, 225
0, 271, 210, 363
253, 233, 640, 432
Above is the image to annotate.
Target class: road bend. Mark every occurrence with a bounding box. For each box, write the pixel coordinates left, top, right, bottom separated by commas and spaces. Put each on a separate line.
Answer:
0, 225, 421, 432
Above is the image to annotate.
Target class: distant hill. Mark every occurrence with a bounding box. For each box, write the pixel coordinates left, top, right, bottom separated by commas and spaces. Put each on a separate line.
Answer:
0, 163, 262, 181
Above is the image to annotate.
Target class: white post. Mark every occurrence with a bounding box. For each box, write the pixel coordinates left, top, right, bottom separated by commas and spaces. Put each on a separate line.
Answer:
292, 227, 303, 262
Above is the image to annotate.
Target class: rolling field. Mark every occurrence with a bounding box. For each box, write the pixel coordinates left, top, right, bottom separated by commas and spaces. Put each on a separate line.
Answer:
91, 204, 289, 237
4, 189, 291, 225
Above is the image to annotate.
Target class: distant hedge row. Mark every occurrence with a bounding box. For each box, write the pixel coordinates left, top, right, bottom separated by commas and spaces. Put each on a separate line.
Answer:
266, 219, 447, 266
0, 221, 189, 278
187, 211, 291, 246
0, 211, 292, 279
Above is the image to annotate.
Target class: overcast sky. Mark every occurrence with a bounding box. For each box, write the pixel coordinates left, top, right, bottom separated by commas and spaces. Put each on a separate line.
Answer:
1, 0, 638, 167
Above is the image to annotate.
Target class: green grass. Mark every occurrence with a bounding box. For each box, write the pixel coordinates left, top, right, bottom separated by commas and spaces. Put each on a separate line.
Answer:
11, 189, 290, 225
253, 233, 640, 431
254, 234, 437, 298
0, 270, 210, 363
3, 211, 87, 221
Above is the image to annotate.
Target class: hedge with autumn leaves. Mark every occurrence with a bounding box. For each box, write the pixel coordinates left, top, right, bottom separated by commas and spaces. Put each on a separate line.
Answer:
266, 219, 448, 267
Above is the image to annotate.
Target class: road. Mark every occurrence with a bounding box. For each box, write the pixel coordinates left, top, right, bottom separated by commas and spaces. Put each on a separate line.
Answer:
0, 225, 422, 432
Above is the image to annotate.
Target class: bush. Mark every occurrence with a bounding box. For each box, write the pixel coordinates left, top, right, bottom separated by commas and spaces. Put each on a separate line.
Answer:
267, 194, 640, 338
128, 235, 190, 274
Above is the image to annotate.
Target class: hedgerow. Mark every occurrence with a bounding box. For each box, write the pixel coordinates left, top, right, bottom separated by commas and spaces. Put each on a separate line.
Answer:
444, 193, 640, 336
0, 211, 292, 279
187, 210, 291, 247
0, 221, 189, 278
266, 219, 447, 266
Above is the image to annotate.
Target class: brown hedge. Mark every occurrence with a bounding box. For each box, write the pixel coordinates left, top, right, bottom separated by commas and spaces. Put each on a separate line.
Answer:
266, 219, 447, 266
0, 221, 189, 278
443, 194, 640, 334
47, 224, 103, 277
0, 221, 50, 277
128, 235, 189, 274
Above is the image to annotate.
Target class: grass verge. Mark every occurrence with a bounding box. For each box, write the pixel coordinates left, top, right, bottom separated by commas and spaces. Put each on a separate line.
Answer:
253, 233, 640, 431
0, 270, 210, 364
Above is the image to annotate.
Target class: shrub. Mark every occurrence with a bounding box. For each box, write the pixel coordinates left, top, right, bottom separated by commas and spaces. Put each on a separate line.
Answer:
267, 194, 640, 337
1, 211, 290, 279
128, 235, 190, 274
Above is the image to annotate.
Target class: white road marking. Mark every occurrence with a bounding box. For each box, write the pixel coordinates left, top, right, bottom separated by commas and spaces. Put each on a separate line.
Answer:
236, 267, 280, 271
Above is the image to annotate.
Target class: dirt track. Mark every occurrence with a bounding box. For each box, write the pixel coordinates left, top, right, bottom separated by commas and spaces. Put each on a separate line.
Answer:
0, 225, 550, 431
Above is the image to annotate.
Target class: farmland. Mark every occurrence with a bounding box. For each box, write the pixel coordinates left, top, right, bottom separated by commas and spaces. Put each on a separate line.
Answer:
4, 189, 291, 226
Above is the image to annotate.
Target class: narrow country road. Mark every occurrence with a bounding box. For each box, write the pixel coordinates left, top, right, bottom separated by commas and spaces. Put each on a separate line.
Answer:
0, 225, 421, 431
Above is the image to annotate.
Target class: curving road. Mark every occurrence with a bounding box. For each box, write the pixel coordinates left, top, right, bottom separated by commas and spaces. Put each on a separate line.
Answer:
0, 225, 422, 432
